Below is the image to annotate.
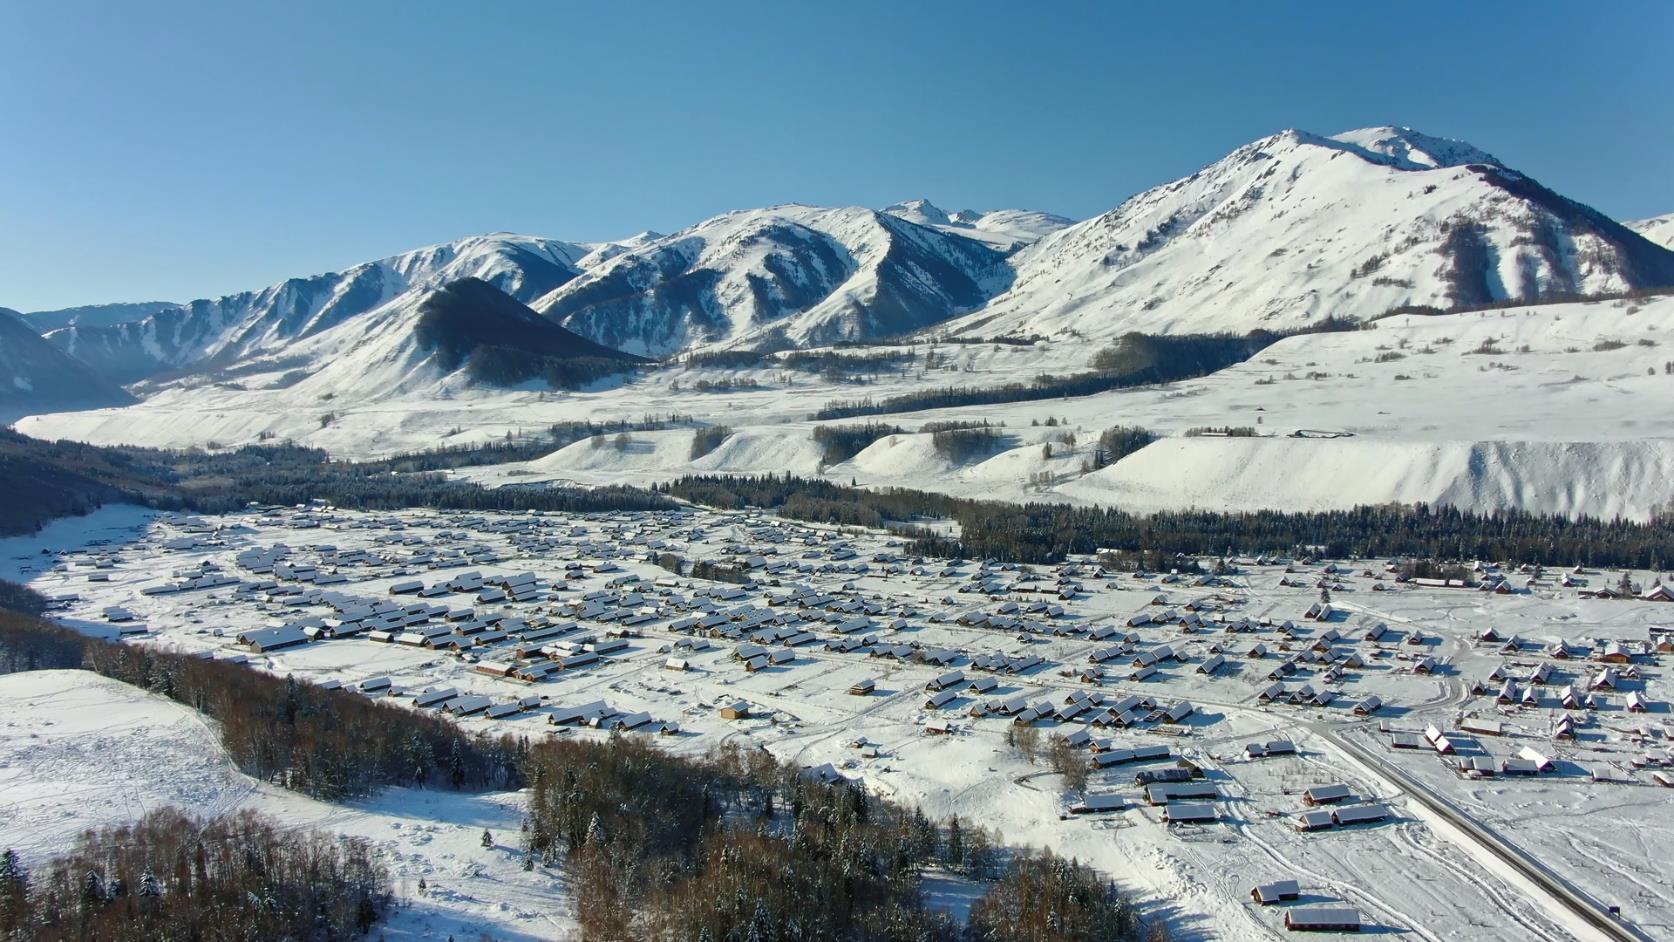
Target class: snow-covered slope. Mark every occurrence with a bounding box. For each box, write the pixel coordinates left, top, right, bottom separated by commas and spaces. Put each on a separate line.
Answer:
0, 308, 135, 422
46, 234, 594, 385
0, 667, 573, 940
532, 204, 1014, 356
882, 199, 1075, 252
130, 278, 643, 411
24, 301, 178, 334
1628, 212, 1674, 250
940, 126, 1674, 344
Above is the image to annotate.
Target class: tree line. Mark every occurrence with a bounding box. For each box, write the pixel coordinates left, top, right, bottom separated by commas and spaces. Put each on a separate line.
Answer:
0, 608, 529, 800
0, 428, 678, 536
810, 328, 1330, 420
0, 808, 388, 942
661, 474, 1674, 568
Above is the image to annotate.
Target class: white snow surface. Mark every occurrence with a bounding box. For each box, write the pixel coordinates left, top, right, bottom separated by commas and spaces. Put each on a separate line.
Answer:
882, 198, 1076, 252
1628, 212, 1674, 250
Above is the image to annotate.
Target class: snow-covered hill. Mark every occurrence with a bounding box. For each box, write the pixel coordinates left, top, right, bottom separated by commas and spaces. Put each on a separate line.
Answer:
24, 301, 178, 334
126, 278, 645, 417
532, 204, 1015, 356
882, 199, 1075, 252
1629, 212, 1674, 250
45, 234, 595, 385
939, 126, 1674, 344
0, 308, 135, 422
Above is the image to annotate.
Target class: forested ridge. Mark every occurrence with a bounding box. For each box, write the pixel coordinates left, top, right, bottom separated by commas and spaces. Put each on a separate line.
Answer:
522, 735, 1147, 941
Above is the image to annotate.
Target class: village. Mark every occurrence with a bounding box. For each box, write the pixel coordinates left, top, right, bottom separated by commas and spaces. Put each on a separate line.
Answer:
11, 502, 1674, 941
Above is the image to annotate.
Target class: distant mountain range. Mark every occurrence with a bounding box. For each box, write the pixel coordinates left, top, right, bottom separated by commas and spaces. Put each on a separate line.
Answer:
0, 308, 135, 423
531, 204, 1020, 356
10, 125, 1674, 415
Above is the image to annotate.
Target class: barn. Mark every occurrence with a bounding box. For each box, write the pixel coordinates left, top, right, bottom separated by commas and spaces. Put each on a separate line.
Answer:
236, 624, 311, 653
1302, 784, 1353, 806
1252, 879, 1301, 904
1162, 801, 1218, 824
1285, 907, 1361, 932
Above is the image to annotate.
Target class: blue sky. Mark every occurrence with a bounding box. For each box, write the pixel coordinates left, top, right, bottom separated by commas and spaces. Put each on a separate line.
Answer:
3, 0, 1670, 311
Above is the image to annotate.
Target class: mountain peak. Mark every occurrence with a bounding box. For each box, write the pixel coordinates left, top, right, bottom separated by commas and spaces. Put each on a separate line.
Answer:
1328, 126, 1502, 170
883, 199, 953, 226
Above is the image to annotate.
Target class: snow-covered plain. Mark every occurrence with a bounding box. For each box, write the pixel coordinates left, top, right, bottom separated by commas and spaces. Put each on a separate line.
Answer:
21, 292, 1674, 520
5, 504, 1673, 940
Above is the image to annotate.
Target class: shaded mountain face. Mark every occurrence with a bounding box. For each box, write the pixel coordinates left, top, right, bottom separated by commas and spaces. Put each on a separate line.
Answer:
939, 126, 1674, 344
533, 205, 1014, 357
0, 308, 136, 422
413, 277, 645, 370
44, 234, 592, 385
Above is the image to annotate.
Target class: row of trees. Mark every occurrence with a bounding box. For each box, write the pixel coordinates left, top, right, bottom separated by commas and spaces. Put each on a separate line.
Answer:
364, 415, 698, 473
1091, 425, 1158, 469
466, 347, 636, 390
690, 424, 734, 460
0, 429, 681, 536
811, 329, 1308, 420
0, 609, 530, 800
0, 809, 388, 941
930, 425, 1005, 462
521, 735, 1146, 941
812, 422, 905, 465
661, 474, 1674, 568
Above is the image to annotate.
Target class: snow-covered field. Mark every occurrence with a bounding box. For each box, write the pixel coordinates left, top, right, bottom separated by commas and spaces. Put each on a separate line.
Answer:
5, 504, 1672, 940
19, 292, 1674, 520
0, 668, 573, 941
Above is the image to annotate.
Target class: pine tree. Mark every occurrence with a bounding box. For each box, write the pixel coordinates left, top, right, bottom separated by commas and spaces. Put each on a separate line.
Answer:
0, 849, 30, 937
80, 868, 106, 914
945, 816, 964, 868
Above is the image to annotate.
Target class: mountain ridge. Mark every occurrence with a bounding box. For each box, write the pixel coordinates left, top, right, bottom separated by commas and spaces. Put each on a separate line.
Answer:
932, 125, 1674, 343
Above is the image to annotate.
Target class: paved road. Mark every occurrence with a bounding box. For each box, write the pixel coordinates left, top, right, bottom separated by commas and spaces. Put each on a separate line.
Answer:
1313, 723, 1653, 942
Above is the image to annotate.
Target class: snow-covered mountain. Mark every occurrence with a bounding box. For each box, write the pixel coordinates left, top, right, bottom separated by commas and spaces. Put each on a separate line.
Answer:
940, 126, 1674, 344
24, 301, 178, 334
44, 234, 594, 385
133, 277, 643, 410
1628, 212, 1674, 250
24, 127, 1672, 389
881, 199, 1075, 252
0, 308, 135, 422
532, 204, 1015, 356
